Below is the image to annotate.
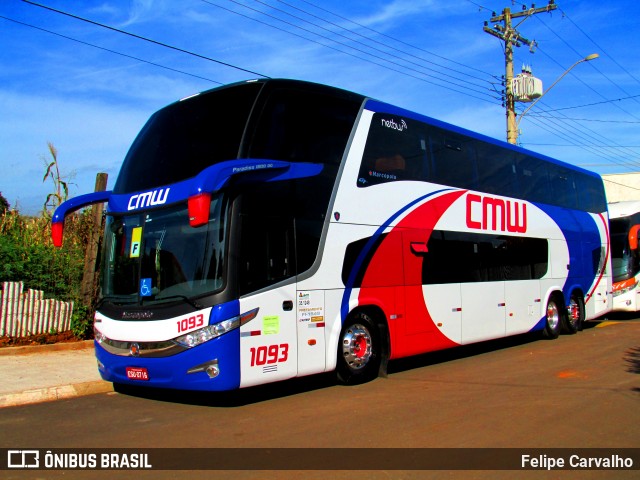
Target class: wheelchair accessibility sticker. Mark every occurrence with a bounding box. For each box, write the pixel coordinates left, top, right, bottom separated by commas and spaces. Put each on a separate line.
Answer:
140, 278, 152, 297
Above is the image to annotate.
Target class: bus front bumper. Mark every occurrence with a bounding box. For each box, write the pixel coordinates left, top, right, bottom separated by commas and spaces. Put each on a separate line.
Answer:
94, 329, 241, 391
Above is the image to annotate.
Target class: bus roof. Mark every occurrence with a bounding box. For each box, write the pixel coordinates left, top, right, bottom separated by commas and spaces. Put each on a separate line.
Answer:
608, 200, 640, 219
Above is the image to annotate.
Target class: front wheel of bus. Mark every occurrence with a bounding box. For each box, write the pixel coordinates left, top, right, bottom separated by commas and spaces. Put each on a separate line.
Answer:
337, 313, 382, 385
543, 296, 563, 339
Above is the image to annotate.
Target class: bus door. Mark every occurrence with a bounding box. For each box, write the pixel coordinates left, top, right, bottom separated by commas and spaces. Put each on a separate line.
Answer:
459, 237, 506, 343
238, 285, 298, 388
237, 214, 298, 388
588, 244, 610, 317
504, 280, 541, 335
461, 281, 506, 343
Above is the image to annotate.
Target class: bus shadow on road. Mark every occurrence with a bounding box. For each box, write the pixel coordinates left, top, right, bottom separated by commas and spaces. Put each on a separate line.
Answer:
624, 346, 640, 379
112, 323, 608, 407
113, 371, 339, 408
386, 321, 604, 376
386, 331, 542, 376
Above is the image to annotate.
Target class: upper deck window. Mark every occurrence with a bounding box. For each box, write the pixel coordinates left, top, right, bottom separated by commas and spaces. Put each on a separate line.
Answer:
114, 82, 263, 194
247, 87, 361, 166
357, 110, 606, 213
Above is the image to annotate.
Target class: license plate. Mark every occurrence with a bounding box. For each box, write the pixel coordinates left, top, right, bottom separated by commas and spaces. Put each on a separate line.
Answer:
126, 367, 149, 381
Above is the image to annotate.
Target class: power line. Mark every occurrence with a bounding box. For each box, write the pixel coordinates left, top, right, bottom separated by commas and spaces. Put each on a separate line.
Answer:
273, 0, 499, 86
464, 0, 492, 13
201, 0, 501, 103
558, 7, 640, 91
523, 143, 640, 149
0, 15, 223, 85
21, 0, 269, 79
535, 93, 640, 112
526, 113, 640, 124
521, 110, 640, 171
298, 0, 499, 80
532, 16, 640, 121
239, 0, 498, 94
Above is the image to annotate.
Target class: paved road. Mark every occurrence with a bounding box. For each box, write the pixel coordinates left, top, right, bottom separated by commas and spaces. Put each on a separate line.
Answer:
0, 319, 638, 479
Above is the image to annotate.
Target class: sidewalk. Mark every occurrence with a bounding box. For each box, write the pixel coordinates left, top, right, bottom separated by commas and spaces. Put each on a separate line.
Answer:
0, 341, 113, 408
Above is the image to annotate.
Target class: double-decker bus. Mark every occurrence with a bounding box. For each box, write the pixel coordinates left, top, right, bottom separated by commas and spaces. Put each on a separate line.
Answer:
52, 79, 611, 390
609, 201, 640, 311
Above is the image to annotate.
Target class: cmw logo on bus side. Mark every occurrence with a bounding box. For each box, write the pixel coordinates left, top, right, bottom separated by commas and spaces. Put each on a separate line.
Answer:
380, 118, 408, 132
127, 188, 170, 211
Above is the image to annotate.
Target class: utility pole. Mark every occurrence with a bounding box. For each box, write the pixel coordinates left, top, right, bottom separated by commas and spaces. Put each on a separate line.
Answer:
483, 1, 557, 144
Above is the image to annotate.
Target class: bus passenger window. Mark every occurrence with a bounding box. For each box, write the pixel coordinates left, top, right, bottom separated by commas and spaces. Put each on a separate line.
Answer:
428, 130, 477, 190
375, 154, 406, 173
358, 113, 429, 187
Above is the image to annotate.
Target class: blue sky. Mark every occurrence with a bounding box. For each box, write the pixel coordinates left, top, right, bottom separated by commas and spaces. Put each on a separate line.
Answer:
1, 0, 639, 215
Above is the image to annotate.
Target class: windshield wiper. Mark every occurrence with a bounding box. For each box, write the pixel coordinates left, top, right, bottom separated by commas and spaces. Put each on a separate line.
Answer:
97, 295, 138, 307
146, 294, 204, 310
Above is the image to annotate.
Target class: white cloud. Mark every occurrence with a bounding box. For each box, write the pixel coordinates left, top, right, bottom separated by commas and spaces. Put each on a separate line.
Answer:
0, 90, 150, 215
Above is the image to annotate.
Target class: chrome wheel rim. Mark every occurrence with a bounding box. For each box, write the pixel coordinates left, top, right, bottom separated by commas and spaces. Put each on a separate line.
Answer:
341, 323, 372, 370
547, 301, 560, 331
568, 297, 581, 328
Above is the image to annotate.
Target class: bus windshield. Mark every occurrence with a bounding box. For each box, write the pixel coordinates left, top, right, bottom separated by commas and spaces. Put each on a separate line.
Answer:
113, 82, 263, 194
610, 217, 640, 283
100, 194, 227, 306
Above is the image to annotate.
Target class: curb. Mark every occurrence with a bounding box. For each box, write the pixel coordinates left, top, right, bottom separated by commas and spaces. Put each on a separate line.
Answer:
0, 340, 94, 356
0, 380, 114, 408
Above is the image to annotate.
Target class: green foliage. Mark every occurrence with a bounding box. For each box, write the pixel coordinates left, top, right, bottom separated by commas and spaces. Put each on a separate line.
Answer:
71, 304, 93, 339
0, 144, 99, 340
0, 208, 98, 339
0, 192, 8, 215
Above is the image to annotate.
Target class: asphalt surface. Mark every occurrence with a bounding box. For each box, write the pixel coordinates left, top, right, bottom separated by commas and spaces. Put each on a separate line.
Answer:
0, 314, 637, 409
0, 340, 111, 408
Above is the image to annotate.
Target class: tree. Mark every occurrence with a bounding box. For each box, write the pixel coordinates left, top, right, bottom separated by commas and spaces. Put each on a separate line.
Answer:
0, 192, 9, 215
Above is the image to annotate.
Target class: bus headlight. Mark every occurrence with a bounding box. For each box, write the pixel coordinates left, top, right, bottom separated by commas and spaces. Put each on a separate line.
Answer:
174, 307, 259, 348
175, 317, 240, 348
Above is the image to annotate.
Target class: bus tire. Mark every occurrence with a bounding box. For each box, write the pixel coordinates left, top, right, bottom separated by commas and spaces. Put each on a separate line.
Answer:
563, 292, 584, 334
543, 295, 563, 339
336, 312, 382, 385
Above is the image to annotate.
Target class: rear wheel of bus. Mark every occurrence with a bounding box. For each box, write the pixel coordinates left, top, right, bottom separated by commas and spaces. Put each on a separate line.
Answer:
563, 292, 585, 334
543, 294, 564, 339
337, 312, 382, 385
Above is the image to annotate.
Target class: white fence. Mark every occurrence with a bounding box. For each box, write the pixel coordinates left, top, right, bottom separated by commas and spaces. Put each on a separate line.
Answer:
0, 282, 74, 337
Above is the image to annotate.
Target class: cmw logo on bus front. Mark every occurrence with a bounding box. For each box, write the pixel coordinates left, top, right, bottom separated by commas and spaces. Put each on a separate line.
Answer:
127, 188, 170, 211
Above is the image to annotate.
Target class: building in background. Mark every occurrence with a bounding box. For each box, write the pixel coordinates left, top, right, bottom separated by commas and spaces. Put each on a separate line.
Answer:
603, 173, 640, 203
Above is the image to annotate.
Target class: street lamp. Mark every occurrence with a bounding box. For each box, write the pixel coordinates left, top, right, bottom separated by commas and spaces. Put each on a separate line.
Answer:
513, 53, 599, 144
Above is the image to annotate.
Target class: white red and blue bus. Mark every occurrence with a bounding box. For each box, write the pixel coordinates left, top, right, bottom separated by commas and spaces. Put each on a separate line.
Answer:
52, 79, 611, 390
609, 201, 640, 311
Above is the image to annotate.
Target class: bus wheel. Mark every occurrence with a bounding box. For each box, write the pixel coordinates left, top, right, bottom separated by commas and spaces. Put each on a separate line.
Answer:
564, 293, 584, 334
337, 312, 381, 385
543, 296, 563, 339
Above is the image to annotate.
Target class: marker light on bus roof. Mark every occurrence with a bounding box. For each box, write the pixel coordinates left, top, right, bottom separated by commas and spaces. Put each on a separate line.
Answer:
188, 192, 211, 227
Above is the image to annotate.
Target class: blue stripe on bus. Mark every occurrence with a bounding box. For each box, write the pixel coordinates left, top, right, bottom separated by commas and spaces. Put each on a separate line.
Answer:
106, 160, 324, 213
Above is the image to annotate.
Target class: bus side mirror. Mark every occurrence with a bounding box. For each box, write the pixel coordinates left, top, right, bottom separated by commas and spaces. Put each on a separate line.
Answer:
50, 190, 112, 247
629, 224, 640, 250
51, 221, 65, 247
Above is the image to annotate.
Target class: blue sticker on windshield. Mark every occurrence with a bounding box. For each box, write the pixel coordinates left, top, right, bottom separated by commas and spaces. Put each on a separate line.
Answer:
140, 278, 152, 297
